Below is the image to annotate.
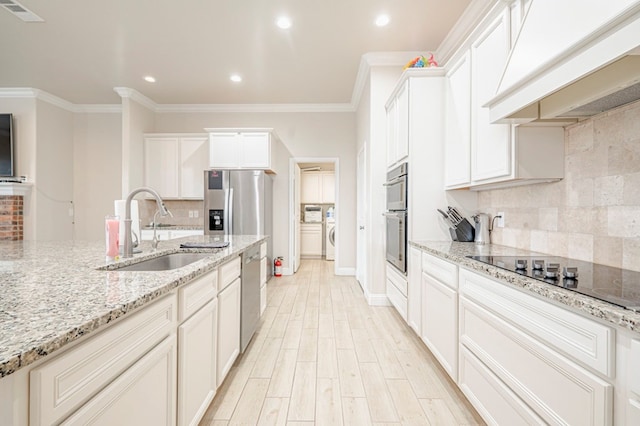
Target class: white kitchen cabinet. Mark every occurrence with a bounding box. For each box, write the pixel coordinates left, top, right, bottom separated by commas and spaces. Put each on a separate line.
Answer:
386, 80, 410, 168
260, 242, 267, 316
386, 263, 408, 321
421, 252, 458, 381
62, 335, 177, 426
459, 268, 614, 425
470, 10, 512, 183
144, 134, 208, 200
300, 223, 322, 257
217, 258, 241, 387
178, 298, 217, 426
407, 246, 422, 335
177, 270, 218, 426
208, 130, 276, 171
300, 171, 335, 204
444, 51, 472, 188
144, 137, 180, 198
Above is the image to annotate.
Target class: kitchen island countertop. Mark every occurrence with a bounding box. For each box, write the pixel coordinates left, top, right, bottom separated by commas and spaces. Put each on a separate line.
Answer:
411, 241, 640, 334
0, 235, 266, 378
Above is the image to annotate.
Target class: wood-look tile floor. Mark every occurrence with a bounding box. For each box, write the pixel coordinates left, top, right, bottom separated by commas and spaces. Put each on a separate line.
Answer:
200, 260, 485, 426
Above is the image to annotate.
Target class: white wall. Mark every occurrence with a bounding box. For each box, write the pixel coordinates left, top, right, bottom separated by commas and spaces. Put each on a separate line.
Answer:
0, 97, 37, 239
73, 113, 122, 240
121, 98, 155, 197
152, 111, 357, 272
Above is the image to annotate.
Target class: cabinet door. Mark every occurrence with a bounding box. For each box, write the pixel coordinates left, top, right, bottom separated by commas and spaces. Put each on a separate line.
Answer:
62, 336, 177, 426
471, 11, 512, 182
180, 137, 208, 199
386, 100, 397, 167
178, 298, 217, 426
422, 272, 458, 381
240, 132, 270, 168
321, 172, 335, 203
145, 137, 180, 198
407, 247, 422, 335
445, 51, 472, 187
217, 277, 241, 386
209, 133, 240, 168
300, 224, 322, 256
396, 81, 410, 162
301, 172, 321, 204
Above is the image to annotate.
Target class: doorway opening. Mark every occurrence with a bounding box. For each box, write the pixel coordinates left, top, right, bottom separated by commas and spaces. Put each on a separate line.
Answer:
289, 158, 339, 275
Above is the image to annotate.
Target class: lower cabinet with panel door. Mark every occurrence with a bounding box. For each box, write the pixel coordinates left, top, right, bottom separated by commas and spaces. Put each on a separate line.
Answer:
216, 256, 242, 386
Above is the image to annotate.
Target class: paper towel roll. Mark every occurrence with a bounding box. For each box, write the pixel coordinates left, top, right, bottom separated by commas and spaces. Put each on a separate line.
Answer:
114, 200, 140, 249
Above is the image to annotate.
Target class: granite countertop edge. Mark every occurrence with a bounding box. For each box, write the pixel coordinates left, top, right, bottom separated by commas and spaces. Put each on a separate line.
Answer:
0, 235, 267, 378
410, 240, 640, 334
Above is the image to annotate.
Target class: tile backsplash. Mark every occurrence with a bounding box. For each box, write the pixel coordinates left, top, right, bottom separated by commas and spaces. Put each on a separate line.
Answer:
479, 99, 640, 272
139, 200, 204, 227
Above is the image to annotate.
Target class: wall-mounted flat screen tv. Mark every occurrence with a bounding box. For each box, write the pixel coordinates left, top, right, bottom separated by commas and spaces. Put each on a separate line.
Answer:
0, 113, 14, 177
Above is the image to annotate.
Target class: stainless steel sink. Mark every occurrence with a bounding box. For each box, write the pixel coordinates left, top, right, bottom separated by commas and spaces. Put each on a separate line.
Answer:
115, 253, 211, 271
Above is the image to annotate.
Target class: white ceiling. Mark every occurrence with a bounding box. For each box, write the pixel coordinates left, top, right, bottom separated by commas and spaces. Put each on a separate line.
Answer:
0, 0, 472, 105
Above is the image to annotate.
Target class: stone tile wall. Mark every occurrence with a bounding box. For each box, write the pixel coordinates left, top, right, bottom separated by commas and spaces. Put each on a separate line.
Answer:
478, 99, 640, 271
139, 199, 204, 227
0, 195, 24, 240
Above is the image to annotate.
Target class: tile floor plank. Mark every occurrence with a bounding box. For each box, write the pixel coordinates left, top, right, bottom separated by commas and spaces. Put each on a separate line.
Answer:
267, 349, 299, 397
287, 362, 317, 421
258, 397, 290, 426
419, 398, 459, 426
386, 379, 431, 425
316, 377, 344, 425
228, 378, 270, 425
342, 397, 373, 426
336, 349, 366, 397
359, 362, 400, 423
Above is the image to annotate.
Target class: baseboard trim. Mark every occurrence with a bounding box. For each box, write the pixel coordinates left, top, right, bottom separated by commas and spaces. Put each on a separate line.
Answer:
335, 267, 355, 276
366, 292, 391, 306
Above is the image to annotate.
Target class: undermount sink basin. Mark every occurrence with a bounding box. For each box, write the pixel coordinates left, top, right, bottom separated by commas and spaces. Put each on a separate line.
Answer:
115, 253, 211, 271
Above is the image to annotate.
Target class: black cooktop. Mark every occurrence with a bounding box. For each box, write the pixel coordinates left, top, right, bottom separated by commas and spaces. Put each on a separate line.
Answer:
467, 255, 640, 312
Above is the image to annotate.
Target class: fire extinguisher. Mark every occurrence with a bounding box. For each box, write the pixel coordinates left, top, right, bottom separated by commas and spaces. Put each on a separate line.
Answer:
274, 257, 283, 277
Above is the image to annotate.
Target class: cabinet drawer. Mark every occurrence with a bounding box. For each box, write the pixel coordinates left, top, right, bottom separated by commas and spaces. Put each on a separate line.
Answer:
30, 295, 176, 426
219, 256, 241, 291
459, 268, 614, 377
260, 242, 267, 259
459, 346, 544, 426
386, 264, 407, 297
422, 252, 458, 289
178, 269, 218, 322
386, 278, 407, 321
460, 297, 613, 425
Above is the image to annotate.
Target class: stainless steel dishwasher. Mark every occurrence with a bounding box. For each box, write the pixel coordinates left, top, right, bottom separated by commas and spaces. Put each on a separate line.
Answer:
240, 245, 261, 352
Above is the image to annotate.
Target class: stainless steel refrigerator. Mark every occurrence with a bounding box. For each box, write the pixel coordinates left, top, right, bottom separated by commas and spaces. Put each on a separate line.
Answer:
203, 169, 273, 351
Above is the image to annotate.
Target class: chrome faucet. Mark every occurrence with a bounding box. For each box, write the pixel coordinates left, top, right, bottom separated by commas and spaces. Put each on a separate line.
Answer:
152, 208, 173, 250
123, 187, 171, 258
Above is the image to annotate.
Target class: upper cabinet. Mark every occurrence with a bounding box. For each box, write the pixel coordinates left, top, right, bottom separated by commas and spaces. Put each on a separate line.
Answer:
444, 4, 565, 190
301, 171, 335, 204
386, 81, 410, 168
144, 134, 208, 199
207, 129, 283, 173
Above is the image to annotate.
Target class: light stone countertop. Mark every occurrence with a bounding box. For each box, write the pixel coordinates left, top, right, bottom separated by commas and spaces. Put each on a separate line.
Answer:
411, 241, 640, 334
0, 235, 266, 378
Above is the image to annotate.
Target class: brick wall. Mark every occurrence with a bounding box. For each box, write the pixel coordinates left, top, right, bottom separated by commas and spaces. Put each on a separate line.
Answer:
0, 195, 23, 240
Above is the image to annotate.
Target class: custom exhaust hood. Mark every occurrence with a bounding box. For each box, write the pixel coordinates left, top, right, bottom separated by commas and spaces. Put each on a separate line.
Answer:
485, 0, 640, 124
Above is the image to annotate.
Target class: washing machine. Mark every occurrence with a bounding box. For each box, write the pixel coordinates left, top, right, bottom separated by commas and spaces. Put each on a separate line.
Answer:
326, 217, 335, 261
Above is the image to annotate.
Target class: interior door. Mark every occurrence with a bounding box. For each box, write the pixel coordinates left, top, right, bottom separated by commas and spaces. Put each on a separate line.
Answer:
356, 146, 367, 290
294, 163, 301, 273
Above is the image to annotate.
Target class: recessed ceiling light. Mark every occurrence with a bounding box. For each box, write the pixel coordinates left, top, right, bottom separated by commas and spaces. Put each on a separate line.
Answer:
230, 74, 242, 83
276, 16, 292, 29
143, 76, 156, 83
375, 14, 390, 27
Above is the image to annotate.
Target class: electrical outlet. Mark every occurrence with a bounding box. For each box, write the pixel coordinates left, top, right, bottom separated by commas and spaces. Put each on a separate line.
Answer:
188, 210, 194, 218
193, 210, 199, 218
497, 212, 505, 228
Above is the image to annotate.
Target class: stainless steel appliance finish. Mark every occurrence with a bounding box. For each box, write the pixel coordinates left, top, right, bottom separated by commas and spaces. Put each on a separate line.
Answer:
384, 163, 408, 274
468, 255, 640, 312
204, 170, 273, 273
241, 245, 261, 352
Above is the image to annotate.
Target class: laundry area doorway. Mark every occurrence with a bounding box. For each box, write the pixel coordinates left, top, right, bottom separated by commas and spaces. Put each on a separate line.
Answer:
289, 158, 339, 275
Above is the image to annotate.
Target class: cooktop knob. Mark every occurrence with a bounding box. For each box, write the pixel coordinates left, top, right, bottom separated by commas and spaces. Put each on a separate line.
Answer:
562, 266, 579, 279
544, 263, 560, 279
533, 259, 545, 270
515, 259, 527, 269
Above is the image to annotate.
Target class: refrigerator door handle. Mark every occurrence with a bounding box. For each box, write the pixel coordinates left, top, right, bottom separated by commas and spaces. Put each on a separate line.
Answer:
227, 188, 234, 236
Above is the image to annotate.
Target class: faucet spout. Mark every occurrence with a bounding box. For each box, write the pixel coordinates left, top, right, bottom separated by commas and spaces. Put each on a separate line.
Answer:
123, 187, 171, 258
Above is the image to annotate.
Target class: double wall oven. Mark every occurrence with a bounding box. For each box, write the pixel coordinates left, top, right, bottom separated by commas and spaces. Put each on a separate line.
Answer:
384, 163, 408, 274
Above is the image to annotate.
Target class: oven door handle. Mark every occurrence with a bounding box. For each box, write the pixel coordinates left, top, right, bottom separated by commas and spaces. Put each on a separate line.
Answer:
382, 212, 404, 218
382, 176, 406, 186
